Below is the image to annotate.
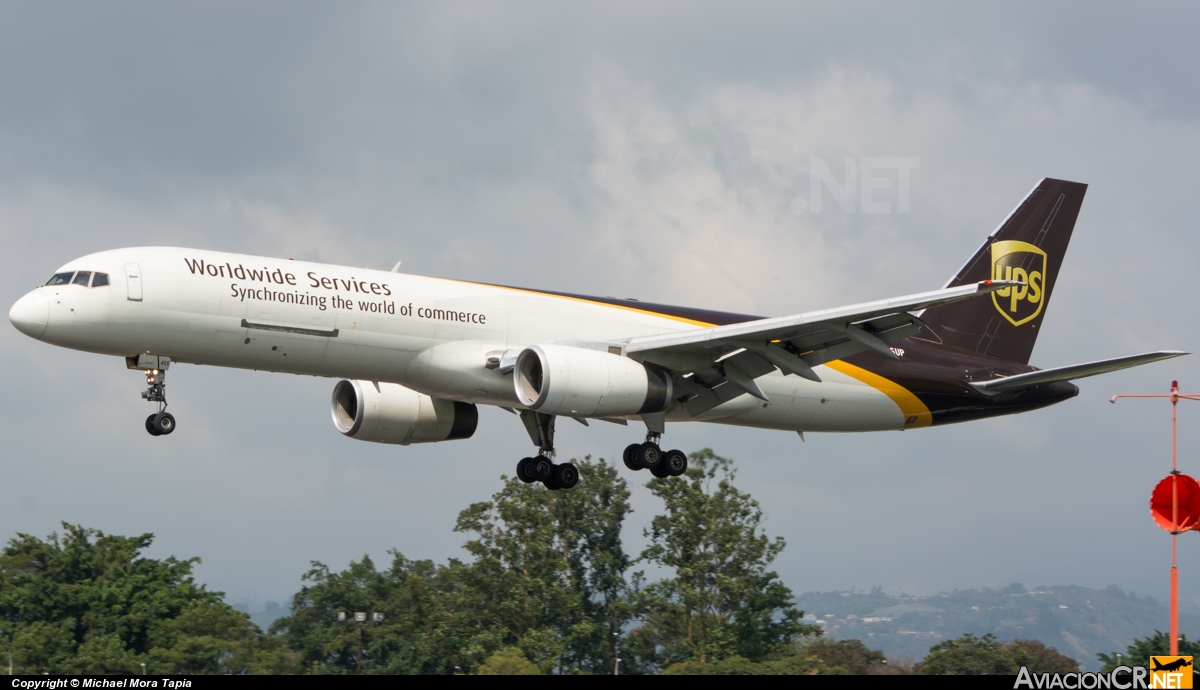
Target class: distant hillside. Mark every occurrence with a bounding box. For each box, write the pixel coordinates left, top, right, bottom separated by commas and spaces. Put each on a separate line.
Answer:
231, 601, 288, 631
796, 584, 1200, 671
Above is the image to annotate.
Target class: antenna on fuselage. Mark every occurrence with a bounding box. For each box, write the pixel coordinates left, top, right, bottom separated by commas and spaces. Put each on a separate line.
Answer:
390, 261, 402, 272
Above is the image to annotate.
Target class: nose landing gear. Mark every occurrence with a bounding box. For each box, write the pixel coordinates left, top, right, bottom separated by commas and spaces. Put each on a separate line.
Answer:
145, 412, 175, 436
129, 354, 175, 436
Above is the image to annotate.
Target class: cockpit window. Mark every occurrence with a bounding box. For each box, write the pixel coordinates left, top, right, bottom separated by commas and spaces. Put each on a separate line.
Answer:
91, 272, 109, 287
46, 272, 74, 286
72, 271, 92, 286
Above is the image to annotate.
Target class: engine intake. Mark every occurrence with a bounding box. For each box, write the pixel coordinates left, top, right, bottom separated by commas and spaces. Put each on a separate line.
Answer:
331, 380, 478, 445
514, 344, 671, 417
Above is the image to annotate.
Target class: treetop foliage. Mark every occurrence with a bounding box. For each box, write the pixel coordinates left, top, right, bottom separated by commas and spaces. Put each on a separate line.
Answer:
272, 457, 635, 674
915, 634, 1080, 675
624, 450, 818, 672
1097, 631, 1200, 673
0, 523, 287, 674
273, 454, 812, 674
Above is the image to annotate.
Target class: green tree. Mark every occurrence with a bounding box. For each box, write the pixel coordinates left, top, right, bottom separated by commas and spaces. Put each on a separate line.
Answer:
1008, 639, 1079, 674
476, 647, 540, 675
0, 523, 284, 674
627, 450, 818, 671
916, 633, 1017, 675
767, 652, 847, 675
661, 655, 769, 675
803, 638, 888, 674
915, 635, 1079, 675
449, 456, 633, 674
662, 652, 840, 675
271, 456, 633, 675
271, 552, 460, 674
1098, 632, 1200, 672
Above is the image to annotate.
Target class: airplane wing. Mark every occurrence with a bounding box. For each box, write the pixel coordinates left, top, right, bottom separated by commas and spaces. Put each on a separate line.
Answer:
970, 351, 1188, 394
621, 280, 1018, 415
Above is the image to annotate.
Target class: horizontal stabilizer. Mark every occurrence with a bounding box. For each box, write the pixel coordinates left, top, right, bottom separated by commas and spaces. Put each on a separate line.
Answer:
971, 351, 1188, 393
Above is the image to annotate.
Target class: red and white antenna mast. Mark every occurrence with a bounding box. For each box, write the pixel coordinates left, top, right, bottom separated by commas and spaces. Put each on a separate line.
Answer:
1112, 381, 1200, 656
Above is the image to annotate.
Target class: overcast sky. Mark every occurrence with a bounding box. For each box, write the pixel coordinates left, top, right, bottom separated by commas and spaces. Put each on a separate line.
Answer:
3, 1, 1200, 610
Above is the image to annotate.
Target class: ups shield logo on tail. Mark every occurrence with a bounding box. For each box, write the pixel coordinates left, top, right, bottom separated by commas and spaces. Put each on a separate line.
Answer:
991, 240, 1046, 327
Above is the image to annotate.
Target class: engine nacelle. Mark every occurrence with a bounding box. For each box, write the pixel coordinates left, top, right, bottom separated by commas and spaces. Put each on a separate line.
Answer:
514, 344, 672, 417
331, 380, 478, 445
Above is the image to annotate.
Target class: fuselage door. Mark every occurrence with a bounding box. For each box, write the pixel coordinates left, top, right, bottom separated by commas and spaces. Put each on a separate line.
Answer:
125, 263, 143, 301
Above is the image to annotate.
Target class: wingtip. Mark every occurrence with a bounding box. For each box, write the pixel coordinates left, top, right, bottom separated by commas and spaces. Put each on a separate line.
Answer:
977, 279, 1025, 293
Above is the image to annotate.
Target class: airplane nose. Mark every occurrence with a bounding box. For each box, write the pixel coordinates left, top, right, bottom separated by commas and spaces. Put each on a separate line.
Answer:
9, 290, 49, 339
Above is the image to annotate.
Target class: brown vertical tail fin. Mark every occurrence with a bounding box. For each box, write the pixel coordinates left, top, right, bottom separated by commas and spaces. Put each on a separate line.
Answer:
919, 178, 1087, 364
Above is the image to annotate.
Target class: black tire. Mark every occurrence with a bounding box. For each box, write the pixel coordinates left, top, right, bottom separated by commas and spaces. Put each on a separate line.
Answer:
145, 414, 162, 436
663, 449, 688, 477
516, 457, 536, 483
635, 442, 662, 470
530, 455, 554, 481
622, 443, 642, 471
650, 463, 671, 479
153, 412, 176, 435
543, 468, 561, 491
554, 462, 580, 490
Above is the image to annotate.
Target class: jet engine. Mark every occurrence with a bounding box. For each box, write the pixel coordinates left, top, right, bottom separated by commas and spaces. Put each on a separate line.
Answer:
514, 344, 672, 417
331, 380, 478, 445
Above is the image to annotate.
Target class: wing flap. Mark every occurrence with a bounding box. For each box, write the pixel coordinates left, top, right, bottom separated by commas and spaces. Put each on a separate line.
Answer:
683, 379, 749, 416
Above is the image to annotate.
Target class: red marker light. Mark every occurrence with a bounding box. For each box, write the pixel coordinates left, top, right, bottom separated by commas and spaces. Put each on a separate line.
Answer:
983, 280, 992, 285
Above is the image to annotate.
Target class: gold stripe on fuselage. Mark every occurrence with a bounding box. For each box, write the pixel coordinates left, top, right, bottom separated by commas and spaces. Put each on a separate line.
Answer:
455, 277, 933, 428
824, 360, 933, 429
461, 280, 715, 328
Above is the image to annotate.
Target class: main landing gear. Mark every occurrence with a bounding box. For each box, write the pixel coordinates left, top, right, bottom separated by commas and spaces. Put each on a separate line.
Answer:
623, 433, 688, 479
511, 411, 685, 489
516, 455, 579, 491
130, 354, 175, 437
516, 410, 579, 491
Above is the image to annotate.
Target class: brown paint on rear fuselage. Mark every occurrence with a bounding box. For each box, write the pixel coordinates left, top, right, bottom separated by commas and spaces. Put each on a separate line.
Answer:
842, 340, 1078, 426
495, 287, 1077, 426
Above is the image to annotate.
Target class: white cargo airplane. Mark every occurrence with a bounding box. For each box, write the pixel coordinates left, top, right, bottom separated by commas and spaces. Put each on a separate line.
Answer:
7, 179, 1185, 489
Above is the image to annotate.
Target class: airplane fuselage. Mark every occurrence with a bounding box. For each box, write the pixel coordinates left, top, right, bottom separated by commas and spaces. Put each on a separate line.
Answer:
9, 246, 1078, 435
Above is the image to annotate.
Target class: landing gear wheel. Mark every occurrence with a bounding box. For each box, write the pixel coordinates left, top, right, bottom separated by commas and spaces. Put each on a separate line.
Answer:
145, 414, 162, 436
635, 442, 662, 470
663, 449, 688, 477
553, 462, 579, 490
153, 412, 176, 435
516, 457, 537, 483
530, 455, 555, 482
622, 443, 642, 471
543, 466, 561, 491
650, 463, 671, 479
